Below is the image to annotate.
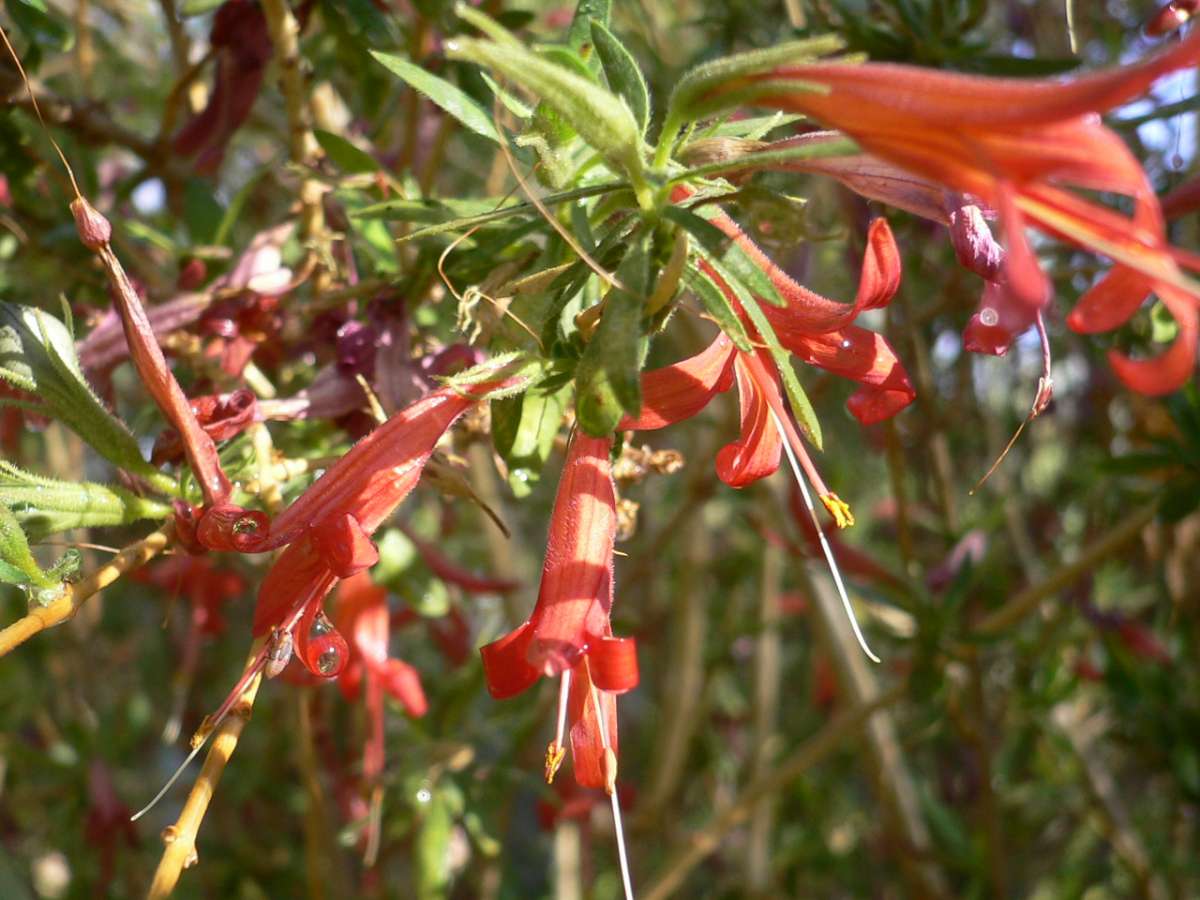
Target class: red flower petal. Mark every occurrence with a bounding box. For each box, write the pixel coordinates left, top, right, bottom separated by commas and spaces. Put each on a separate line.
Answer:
1067, 266, 1152, 334
567, 662, 618, 791
479, 621, 540, 699
621, 334, 735, 430
311, 513, 379, 578
715, 353, 782, 487
265, 384, 501, 550
587, 636, 639, 694
527, 434, 616, 676
251, 534, 338, 636
1107, 286, 1198, 396
294, 598, 350, 679
381, 658, 428, 716
194, 503, 271, 552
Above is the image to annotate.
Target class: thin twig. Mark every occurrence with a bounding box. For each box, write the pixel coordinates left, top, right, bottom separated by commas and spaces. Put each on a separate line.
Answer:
0, 525, 174, 658
259, 0, 325, 246
973, 500, 1160, 636
641, 683, 907, 900
147, 643, 266, 898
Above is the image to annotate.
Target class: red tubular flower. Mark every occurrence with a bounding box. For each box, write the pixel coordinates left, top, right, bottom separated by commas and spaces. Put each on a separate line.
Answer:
707, 33, 1200, 392
173, 0, 273, 175
479, 433, 638, 790
244, 381, 509, 678
152, 389, 258, 465
625, 195, 911, 522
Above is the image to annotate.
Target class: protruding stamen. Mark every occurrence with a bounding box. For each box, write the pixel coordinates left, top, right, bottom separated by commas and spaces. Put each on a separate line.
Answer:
586, 673, 634, 900
544, 742, 567, 784
820, 492, 855, 529
545, 670, 571, 784
769, 408, 881, 665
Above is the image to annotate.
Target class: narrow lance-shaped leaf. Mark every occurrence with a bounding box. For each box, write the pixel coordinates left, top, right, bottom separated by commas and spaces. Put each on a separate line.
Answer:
681, 262, 753, 351
575, 240, 650, 436
0, 302, 175, 493
590, 20, 650, 134
0, 501, 58, 588
369, 51, 501, 144
449, 10, 646, 190
0, 461, 173, 539
663, 206, 785, 307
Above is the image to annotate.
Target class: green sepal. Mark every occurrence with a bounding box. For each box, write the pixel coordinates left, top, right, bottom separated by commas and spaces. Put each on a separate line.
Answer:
0, 460, 173, 540
666, 36, 845, 124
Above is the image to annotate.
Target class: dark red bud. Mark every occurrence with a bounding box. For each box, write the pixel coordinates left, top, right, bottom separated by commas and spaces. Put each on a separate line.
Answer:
70, 197, 113, 250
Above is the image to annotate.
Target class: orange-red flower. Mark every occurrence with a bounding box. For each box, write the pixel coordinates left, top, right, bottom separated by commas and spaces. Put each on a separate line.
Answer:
704, 32, 1200, 393
479, 432, 638, 790
625, 197, 912, 520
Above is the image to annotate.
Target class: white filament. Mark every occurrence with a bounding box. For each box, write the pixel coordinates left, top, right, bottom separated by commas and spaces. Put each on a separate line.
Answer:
769, 407, 881, 664
588, 679, 635, 900
554, 670, 571, 752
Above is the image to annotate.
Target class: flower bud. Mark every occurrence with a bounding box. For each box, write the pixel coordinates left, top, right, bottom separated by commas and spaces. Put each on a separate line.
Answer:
70, 197, 112, 250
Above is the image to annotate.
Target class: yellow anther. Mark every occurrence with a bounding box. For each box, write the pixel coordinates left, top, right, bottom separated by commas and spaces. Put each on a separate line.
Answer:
544, 742, 567, 784
820, 493, 855, 529
603, 748, 618, 796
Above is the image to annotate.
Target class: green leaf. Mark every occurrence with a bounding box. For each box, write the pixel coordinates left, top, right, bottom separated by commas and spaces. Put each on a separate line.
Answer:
180, 0, 223, 14
0, 303, 170, 486
657, 36, 844, 164
736, 288, 824, 450
4, 0, 73, 52
314, 129, 379, 174
590, 20, 650, 135
183, 178, 225, 245
0, 501, 55, 588
383, 182, 626, 243
566, 0, 612, 59
662, 206, 784, 307
480, 72, 532, 119
370, 51, 500, 143
449, 12, 646, 188
491, 384, 570, 496
681, 263, 753, 351
415, 786, 454, 900
575, 241, 650, 436
0, 461, 172, 539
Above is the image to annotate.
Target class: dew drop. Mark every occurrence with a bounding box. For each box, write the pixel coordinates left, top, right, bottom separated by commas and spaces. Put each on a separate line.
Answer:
416, 788, 432, 804
316, 647, 341, 675
311, 612, 334, 636
840, 339, 852, 349
979, 307, 999, 327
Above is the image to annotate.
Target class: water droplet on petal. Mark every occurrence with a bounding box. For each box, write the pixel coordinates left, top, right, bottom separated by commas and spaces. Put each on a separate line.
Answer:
840, 339, 852, 349
316, 647, 341, 675
979, 307, 999, 327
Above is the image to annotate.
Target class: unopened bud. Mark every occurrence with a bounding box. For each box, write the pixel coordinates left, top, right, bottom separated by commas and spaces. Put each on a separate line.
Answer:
70, 197, 112, 250
677, 137, 766, 170
948, 202, 1002, 281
